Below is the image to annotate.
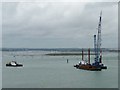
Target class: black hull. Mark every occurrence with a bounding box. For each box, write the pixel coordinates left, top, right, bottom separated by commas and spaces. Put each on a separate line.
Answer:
74, 64, 102, 71
6, 64, 23, 67
101, 66, 107, 69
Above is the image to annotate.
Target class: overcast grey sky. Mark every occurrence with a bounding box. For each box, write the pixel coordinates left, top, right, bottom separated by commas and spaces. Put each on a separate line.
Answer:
2, 1, 118, 48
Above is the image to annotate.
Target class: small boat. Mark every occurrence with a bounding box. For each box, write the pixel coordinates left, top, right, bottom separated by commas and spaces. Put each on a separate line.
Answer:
6, 61, 23, 67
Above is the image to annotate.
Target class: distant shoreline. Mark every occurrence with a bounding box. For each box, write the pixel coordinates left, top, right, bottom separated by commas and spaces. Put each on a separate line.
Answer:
45, 53, 95, 56
1, 48, 119, 52
2, 51, 117, 57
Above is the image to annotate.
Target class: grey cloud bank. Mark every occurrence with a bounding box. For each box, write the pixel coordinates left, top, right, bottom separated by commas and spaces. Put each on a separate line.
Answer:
2, 2, 118, 48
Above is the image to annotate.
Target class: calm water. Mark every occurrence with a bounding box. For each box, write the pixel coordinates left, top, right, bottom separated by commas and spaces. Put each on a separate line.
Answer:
2, 51, 118, 88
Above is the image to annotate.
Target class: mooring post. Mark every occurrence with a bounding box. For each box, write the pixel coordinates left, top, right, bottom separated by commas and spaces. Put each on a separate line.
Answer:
82, 48, 84, 61
88, 48, 90, 64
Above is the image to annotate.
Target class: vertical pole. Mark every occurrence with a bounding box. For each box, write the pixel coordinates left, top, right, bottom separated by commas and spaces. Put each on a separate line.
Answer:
94, 35, 97, 61
99, 50, 102, 63
88, 48, 90, 64
82, 48, 84, 60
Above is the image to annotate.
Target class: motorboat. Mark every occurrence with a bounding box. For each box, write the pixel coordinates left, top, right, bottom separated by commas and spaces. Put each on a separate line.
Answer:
6, 61, 23, 67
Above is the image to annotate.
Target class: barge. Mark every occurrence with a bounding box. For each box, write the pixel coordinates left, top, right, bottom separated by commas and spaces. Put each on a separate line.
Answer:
74, 11, 107, 71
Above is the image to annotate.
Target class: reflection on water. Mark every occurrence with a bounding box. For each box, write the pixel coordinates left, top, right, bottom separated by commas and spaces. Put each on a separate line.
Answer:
2, 51, 118, 88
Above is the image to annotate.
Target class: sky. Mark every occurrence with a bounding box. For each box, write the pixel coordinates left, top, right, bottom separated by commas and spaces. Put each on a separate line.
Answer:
2, 1, 118, 48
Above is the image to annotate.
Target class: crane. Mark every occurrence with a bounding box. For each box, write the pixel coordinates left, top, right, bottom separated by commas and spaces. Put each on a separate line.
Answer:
93, 11, 102, 66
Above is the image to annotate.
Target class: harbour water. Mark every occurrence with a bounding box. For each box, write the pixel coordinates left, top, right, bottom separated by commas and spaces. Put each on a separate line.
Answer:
0, 69, 1, 89
2, 50, 118, 88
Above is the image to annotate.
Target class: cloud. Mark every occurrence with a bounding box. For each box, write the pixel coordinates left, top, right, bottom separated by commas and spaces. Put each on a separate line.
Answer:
3, 2, 87, 37
2, 2, 118, 48
0, 3, 2, 48
2, 0, 119, 2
